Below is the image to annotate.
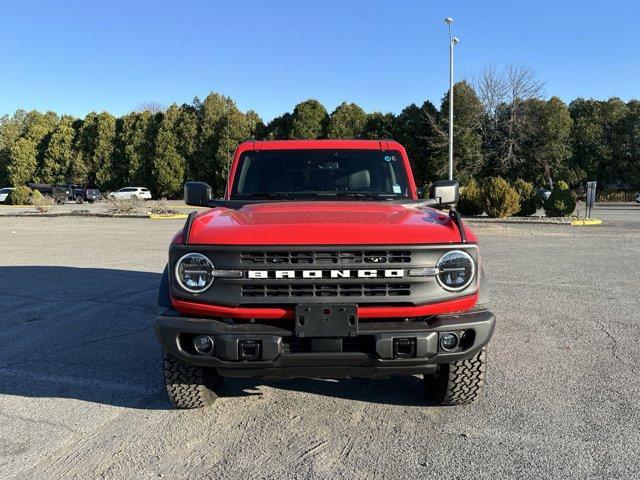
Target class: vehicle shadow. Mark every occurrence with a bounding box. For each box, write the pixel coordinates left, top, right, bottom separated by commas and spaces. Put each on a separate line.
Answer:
0, 266, 430, 409
224, 375, 429, 407
0, 266, 168, 410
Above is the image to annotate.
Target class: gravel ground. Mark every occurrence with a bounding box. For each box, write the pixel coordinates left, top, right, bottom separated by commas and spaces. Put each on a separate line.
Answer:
0, 215, 639, 479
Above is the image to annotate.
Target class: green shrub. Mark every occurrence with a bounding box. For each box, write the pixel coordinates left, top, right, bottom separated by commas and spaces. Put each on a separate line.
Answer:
456, 180, 484, 216
555, 180, 569, 191
544, 188, 576, 217
482, 177, 520, 218
512, 178, 538, 216
7, 186, 32, 205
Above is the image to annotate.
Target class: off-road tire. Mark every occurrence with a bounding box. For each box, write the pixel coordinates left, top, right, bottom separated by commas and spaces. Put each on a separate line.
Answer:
163, 351, 222, 409
423, 347, 487, 406
75, 196, 84, 204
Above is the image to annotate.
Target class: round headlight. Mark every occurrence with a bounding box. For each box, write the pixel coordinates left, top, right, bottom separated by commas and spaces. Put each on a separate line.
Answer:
175, 253, 215, 293
436, 250, 475, 292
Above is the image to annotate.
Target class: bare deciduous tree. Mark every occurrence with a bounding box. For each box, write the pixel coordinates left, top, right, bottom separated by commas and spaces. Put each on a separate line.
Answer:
137, 102, 165, 114
505, 65, 546, 105
470, 64, 545, 116
469, 65, 546, 174
472, 65, 509, 117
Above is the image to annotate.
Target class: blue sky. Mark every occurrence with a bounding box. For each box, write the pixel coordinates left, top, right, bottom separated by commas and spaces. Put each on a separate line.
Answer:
1, 0, 638, 121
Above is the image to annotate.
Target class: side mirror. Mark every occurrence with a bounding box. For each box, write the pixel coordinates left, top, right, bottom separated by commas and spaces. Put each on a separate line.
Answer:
429, 180, 459, 206
184, 181, 213, 206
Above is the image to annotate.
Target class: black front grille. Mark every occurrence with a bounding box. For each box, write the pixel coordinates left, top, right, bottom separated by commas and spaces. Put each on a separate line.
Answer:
241, 283, 411, 298
240, 250, 411, 265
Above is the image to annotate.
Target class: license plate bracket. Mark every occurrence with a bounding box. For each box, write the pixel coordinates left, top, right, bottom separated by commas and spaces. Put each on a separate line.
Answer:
294, 304, 358, 337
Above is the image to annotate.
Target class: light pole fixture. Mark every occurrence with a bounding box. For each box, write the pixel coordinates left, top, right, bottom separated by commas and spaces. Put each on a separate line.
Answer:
444, 18, 459, 180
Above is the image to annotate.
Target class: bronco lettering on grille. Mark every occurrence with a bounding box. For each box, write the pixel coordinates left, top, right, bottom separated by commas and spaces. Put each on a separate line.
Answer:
247, 269, 405, 279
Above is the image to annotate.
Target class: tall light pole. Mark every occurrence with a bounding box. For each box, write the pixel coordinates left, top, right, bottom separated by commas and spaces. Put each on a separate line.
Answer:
444, 18, 459, 180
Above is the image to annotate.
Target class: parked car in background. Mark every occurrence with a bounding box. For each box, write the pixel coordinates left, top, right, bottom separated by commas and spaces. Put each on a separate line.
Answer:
79, 187, 101, 203
536, 188, 552, 201
28, 183, 54, 196
635, 193, 640, 204
110, 187, 152, 200
52, 184, 101, 204
0, 187, 14, 203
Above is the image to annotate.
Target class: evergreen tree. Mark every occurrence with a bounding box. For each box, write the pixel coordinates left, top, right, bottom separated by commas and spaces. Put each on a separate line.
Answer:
568, 98, 629, 187
0, 110, 28, 185
245, 109, 267, 140
6, 110, 58, 186
517, 97, 572, 186
362, 112, 396, 140
152, 105, 185, 198
289, 99, 328, 139
439, 81, 485, 182
8, 138, 38, 186
117, 111, 158, 187
394, 101, 441, 185
41, 115, 76, 184
93, 112, 117, 188
265, 113, 293, 140
326, 102, 366, 139
76, 112, 116, 188
176, 104, 200, 181
195, 93, 258, 195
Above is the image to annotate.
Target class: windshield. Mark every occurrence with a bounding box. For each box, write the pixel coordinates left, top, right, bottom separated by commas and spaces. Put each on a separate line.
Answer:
231, 149, 410, 200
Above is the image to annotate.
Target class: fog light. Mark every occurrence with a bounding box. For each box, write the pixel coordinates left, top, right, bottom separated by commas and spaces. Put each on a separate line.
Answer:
440, 332, 459, 351
193, 335, 213, 354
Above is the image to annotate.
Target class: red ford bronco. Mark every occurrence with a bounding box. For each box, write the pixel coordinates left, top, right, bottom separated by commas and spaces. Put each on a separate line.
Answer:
156, 140, 495, 408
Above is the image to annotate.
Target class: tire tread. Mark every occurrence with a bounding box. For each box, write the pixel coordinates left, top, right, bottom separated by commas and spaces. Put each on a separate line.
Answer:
163, 351, 220, 409
424, 347, 487, 406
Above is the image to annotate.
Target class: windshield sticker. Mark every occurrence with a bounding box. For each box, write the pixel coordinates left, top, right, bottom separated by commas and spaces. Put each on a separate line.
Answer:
392, 184, 402, 194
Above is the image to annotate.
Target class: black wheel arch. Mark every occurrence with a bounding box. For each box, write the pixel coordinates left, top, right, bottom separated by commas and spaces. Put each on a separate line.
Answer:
158, 264, 172, 308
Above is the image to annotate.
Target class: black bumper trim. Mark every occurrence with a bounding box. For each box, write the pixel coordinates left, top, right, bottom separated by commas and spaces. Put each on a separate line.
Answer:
155, 309, 495, 378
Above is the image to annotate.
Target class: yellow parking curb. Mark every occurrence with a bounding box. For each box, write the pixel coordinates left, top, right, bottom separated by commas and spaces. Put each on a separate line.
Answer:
148, 213, 188, 220
571, 218, 603, 226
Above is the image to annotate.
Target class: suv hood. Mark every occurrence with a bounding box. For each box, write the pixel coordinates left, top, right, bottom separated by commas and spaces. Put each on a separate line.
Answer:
187, 201, 474, 245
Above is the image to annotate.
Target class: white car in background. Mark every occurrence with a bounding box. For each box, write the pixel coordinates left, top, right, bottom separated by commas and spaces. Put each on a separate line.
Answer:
0, 187, 14, 203
110, 187, 152, 200
635, 193, 640, 204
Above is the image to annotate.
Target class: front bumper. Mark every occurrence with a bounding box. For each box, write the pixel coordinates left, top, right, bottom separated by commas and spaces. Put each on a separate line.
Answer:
155, 309, 495, 379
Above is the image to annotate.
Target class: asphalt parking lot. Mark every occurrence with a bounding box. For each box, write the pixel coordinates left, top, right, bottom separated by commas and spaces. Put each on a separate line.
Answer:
1, 213, 639, 479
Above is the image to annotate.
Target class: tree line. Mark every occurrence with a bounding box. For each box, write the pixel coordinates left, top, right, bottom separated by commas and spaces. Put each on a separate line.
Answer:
1, 66, 638, 198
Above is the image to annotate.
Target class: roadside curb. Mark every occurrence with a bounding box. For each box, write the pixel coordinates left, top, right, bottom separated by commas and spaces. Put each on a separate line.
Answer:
570, 218, 603, 226
465, 216, 604, 227
464, 217, 572, 225
0, 211, 149, 218
1, 211, 189, 220
148, 213, 188, 220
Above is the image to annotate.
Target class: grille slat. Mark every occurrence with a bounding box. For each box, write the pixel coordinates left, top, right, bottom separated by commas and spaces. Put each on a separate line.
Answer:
241, 283, 411, 298
240, 250, 411, 265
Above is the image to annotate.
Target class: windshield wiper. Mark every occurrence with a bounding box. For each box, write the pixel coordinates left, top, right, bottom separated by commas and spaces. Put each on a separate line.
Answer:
239, 192, 294, 200
313, 192, 398, 201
